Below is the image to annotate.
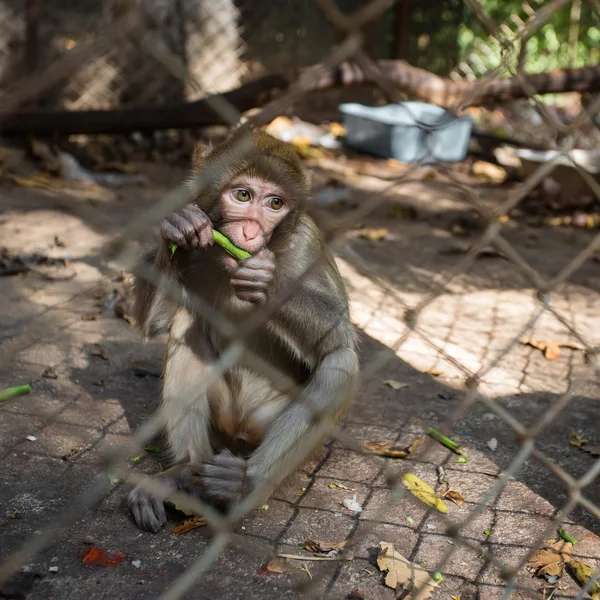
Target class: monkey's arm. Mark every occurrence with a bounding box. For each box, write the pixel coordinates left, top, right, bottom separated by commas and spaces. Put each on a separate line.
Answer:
199, 269, 359, 506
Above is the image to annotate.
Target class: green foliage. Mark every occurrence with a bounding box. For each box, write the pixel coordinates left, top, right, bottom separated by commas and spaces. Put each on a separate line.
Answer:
458, 0, 599, 76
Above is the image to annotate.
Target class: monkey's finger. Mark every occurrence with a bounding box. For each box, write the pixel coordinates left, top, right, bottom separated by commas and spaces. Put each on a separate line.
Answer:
160, 220, 188, 247
169, 213, 200, 248
129, 489, 166, 533
181, 207, 213, 248
230, 278, 270, 291
232, 267, 273, 283
235, 290, 267, 304
239, 257, 276, 272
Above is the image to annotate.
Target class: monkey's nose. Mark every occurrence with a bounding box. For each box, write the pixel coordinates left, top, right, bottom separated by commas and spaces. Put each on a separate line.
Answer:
242, 222, 261, 242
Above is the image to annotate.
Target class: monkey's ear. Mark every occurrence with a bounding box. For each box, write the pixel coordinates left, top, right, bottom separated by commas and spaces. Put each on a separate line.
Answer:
192, 141, 212, 170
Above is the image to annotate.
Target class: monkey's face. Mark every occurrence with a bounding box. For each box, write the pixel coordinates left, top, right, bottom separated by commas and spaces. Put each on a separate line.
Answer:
215, 175, 290, 267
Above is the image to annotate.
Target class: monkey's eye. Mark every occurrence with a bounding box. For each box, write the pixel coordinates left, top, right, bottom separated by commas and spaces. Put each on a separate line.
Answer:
268, 197, 284, 211
233, 189, 251, 202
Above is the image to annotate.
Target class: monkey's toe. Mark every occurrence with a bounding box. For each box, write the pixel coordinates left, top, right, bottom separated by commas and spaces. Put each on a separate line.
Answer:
128, 488, 167, 533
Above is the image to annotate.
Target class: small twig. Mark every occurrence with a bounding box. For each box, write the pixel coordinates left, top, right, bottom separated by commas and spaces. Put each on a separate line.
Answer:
276, 553, 353, 562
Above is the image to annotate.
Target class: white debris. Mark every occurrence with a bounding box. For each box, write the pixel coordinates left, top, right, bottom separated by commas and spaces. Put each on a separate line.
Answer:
48, 566, 59, 573
132, 559, 141, 569
487, 438, 498, 451
427, 523, 436, 530
26, 435, 37, 442
342, 494, 363, 512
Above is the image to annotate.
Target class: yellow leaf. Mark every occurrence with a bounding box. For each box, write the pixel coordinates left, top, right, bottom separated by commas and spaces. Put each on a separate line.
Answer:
401, 474, 447, 513
567, 560, 600, 597
329, 122, 345, 137
357, 227, 388, 241
570, 432, 588, 448
376, 542, 438, 598
426, 368, 444, 377
471, 161, 507, 183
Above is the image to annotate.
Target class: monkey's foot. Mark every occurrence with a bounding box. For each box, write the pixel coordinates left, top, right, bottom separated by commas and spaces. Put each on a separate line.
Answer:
128, 486, 169, 533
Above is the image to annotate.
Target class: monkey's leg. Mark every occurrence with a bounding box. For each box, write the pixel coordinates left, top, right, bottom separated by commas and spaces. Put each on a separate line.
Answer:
199, 348, 359, 506
129, 308, 226, 532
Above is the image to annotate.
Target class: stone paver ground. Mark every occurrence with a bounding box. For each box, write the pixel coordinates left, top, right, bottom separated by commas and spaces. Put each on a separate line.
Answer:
0, 156, 599, 600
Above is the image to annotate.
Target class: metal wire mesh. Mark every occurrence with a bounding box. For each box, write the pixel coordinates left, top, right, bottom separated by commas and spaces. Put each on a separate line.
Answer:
0, 0, 599, 599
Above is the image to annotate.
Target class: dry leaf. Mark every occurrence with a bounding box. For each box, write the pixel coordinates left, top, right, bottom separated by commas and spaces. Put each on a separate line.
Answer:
377, 542, 438, 598
264, 558, 287, 574
357, 228, 388, 241
426, 368, 444, 377
364, 437, 425, 459
364, 441, 408, 458
566, 560, 600, 598
304, 538, 349, 553
444, 490, 465, 506
329, 122, 345, 137
527, 541, 573, 578
520, 339, 584, 361
42, 367, 58, 379
90, 347, 108, 360
570, 432, 588, 447
173, 516, 208, 536
384, 379, 409, 390
328, 482, 354, 491
582, 444, 600, 458
401, 474, 447, 513
471, 161, 507, 183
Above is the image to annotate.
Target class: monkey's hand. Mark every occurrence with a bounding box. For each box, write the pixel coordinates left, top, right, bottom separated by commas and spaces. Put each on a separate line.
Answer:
230, 249, 276, 304
160, 204, 214, 250
128, 478, 177, 533
195, 450, 250, 506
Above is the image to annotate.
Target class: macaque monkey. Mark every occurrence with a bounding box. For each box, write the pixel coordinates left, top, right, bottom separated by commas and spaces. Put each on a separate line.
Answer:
128, 129, 359, 532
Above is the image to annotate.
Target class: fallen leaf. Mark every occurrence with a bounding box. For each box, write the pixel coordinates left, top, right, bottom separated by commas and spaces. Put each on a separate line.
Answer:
81, 547, 126, 567
444, 490, 465, 505
425, 368, 444, 377
582, 444, 600, 458
471, 161, 507, 183
257, 504, 269, 511
364, 441, 408, 458
264, 558, 287, 574
329, 122, 345, 137
376, 542, 438, 598
520, 339, 584, 361
384, 379, 409, 390
364, 436, 424, 459
42, 367, 58, 379
357, 228, 388, 241
328, 483, 355, 491
304, 538, 349, 554
173, 516, 208, 536
570, 432, 588, 447
566, 560, 600, 597
90, 347, 108, 361
401, 474, 447, 513
80, 314, 98, 321
527, 541, 573, 578
145, 445, 161, 453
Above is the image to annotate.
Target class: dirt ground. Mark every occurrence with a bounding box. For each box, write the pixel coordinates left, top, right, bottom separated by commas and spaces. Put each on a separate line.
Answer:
0, 149, 599, 600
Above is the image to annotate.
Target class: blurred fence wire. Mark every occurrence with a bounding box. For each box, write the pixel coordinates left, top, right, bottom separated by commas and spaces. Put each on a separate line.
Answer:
0, 0, 599, 599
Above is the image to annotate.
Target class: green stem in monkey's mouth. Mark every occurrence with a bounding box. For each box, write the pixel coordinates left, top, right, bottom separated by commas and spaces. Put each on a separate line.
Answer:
168, 230, 252, 261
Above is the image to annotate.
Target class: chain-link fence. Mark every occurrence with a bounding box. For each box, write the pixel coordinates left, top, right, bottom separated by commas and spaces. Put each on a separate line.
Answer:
0, 0, 599, 598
